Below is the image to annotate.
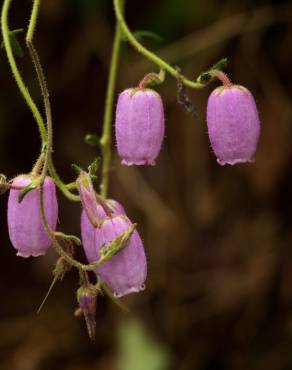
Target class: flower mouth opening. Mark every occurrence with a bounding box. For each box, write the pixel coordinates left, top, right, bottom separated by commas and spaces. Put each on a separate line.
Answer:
113, 284, 146, 298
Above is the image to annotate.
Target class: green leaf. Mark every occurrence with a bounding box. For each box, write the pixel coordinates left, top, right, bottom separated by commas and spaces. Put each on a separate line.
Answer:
211, 57, 228, 71
1, 29, 24, 58
196, 57, 228, 84
132, 30, 163, 44
101, 282, 129, 313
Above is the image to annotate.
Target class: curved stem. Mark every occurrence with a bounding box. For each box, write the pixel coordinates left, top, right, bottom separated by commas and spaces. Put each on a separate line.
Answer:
113, 0, 205, 89
100, 1, 124, 198
39, 184, 111, 271
209, 69, 232, 87
48, 161, 80, 201
27, 0, 40, 41
1, 0, 47, 144
26, 40, 52, 182
1, 0, 79, 201
26, 0, 81, 201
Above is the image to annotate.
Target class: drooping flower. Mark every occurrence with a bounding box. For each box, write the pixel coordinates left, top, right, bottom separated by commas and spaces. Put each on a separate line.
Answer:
80, 199, 125, 265
115, 88, 165, 166
81, 211, 147, 298
7, 175, 58, 257
207, 84, 260, 165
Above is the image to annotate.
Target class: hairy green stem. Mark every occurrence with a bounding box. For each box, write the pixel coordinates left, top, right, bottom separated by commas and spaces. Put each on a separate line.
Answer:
26, 0, 81, 201
113, 0, 205, 89
1, 0, 79, 201
100, 1, 124, 198
39, 183, 112, 271
27, 0, 40, 41
48, 162, 80, 201
26, 40, 52, 183
1, 0, 47, 144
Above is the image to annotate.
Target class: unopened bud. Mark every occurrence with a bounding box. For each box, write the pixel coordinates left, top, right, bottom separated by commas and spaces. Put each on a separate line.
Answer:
76, 171, 99, 228
77, 284, 98, 340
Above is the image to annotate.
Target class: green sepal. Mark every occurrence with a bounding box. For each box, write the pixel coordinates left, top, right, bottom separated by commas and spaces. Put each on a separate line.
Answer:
18, 182, 37, 203
196, 58, 228, 84
79, 172, 91, 192
99, 223, 136, 261
88, 158, 100, 180
71, 163, 83, 175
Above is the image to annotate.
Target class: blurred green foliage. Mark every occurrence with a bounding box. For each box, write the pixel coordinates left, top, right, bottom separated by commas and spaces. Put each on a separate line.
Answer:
118, 320, 171, 370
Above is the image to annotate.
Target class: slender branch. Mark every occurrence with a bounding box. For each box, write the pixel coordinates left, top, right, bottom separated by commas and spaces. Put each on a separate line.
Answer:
1, 0, 78, 201
48, 162, 80, 201
100, 0, 124, 198
209, 69, 232, 87
1, 0, 47, 144
113, 0, 205, 89
27, 0, 40, 41
39, 184, 114, 271
26, 40, 53, 182
26, 0, 81, 201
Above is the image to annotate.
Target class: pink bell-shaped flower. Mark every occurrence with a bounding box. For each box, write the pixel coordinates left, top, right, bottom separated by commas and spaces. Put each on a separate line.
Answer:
7, 175, 58, 257
207, 83, 260, 165
80, 199, 125, 265
115, 88, 165, 166
81, 201, 147, 297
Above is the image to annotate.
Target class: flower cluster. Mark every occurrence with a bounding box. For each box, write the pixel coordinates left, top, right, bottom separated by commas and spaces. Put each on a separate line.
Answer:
6, 170, 147, 292
5, 168, 147, 337
115, 75, 260, 167
3, 72, 260, 339
1, 0, 261, 342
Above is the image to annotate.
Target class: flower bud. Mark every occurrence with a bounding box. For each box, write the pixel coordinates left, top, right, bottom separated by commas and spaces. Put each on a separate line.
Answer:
76, 171, 99, 227
115, 88, 165, 166
81, 214, 147, 298
206, 85, 260, 165
7, 175, 58, 257
77, 284, 97, 340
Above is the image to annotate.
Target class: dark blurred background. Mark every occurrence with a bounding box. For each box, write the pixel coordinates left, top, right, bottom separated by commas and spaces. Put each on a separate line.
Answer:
0, 0, 292, 369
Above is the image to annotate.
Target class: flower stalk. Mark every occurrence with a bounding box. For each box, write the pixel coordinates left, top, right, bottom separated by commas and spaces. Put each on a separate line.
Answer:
113, 0, 205, 89
100, 0, 124, 198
